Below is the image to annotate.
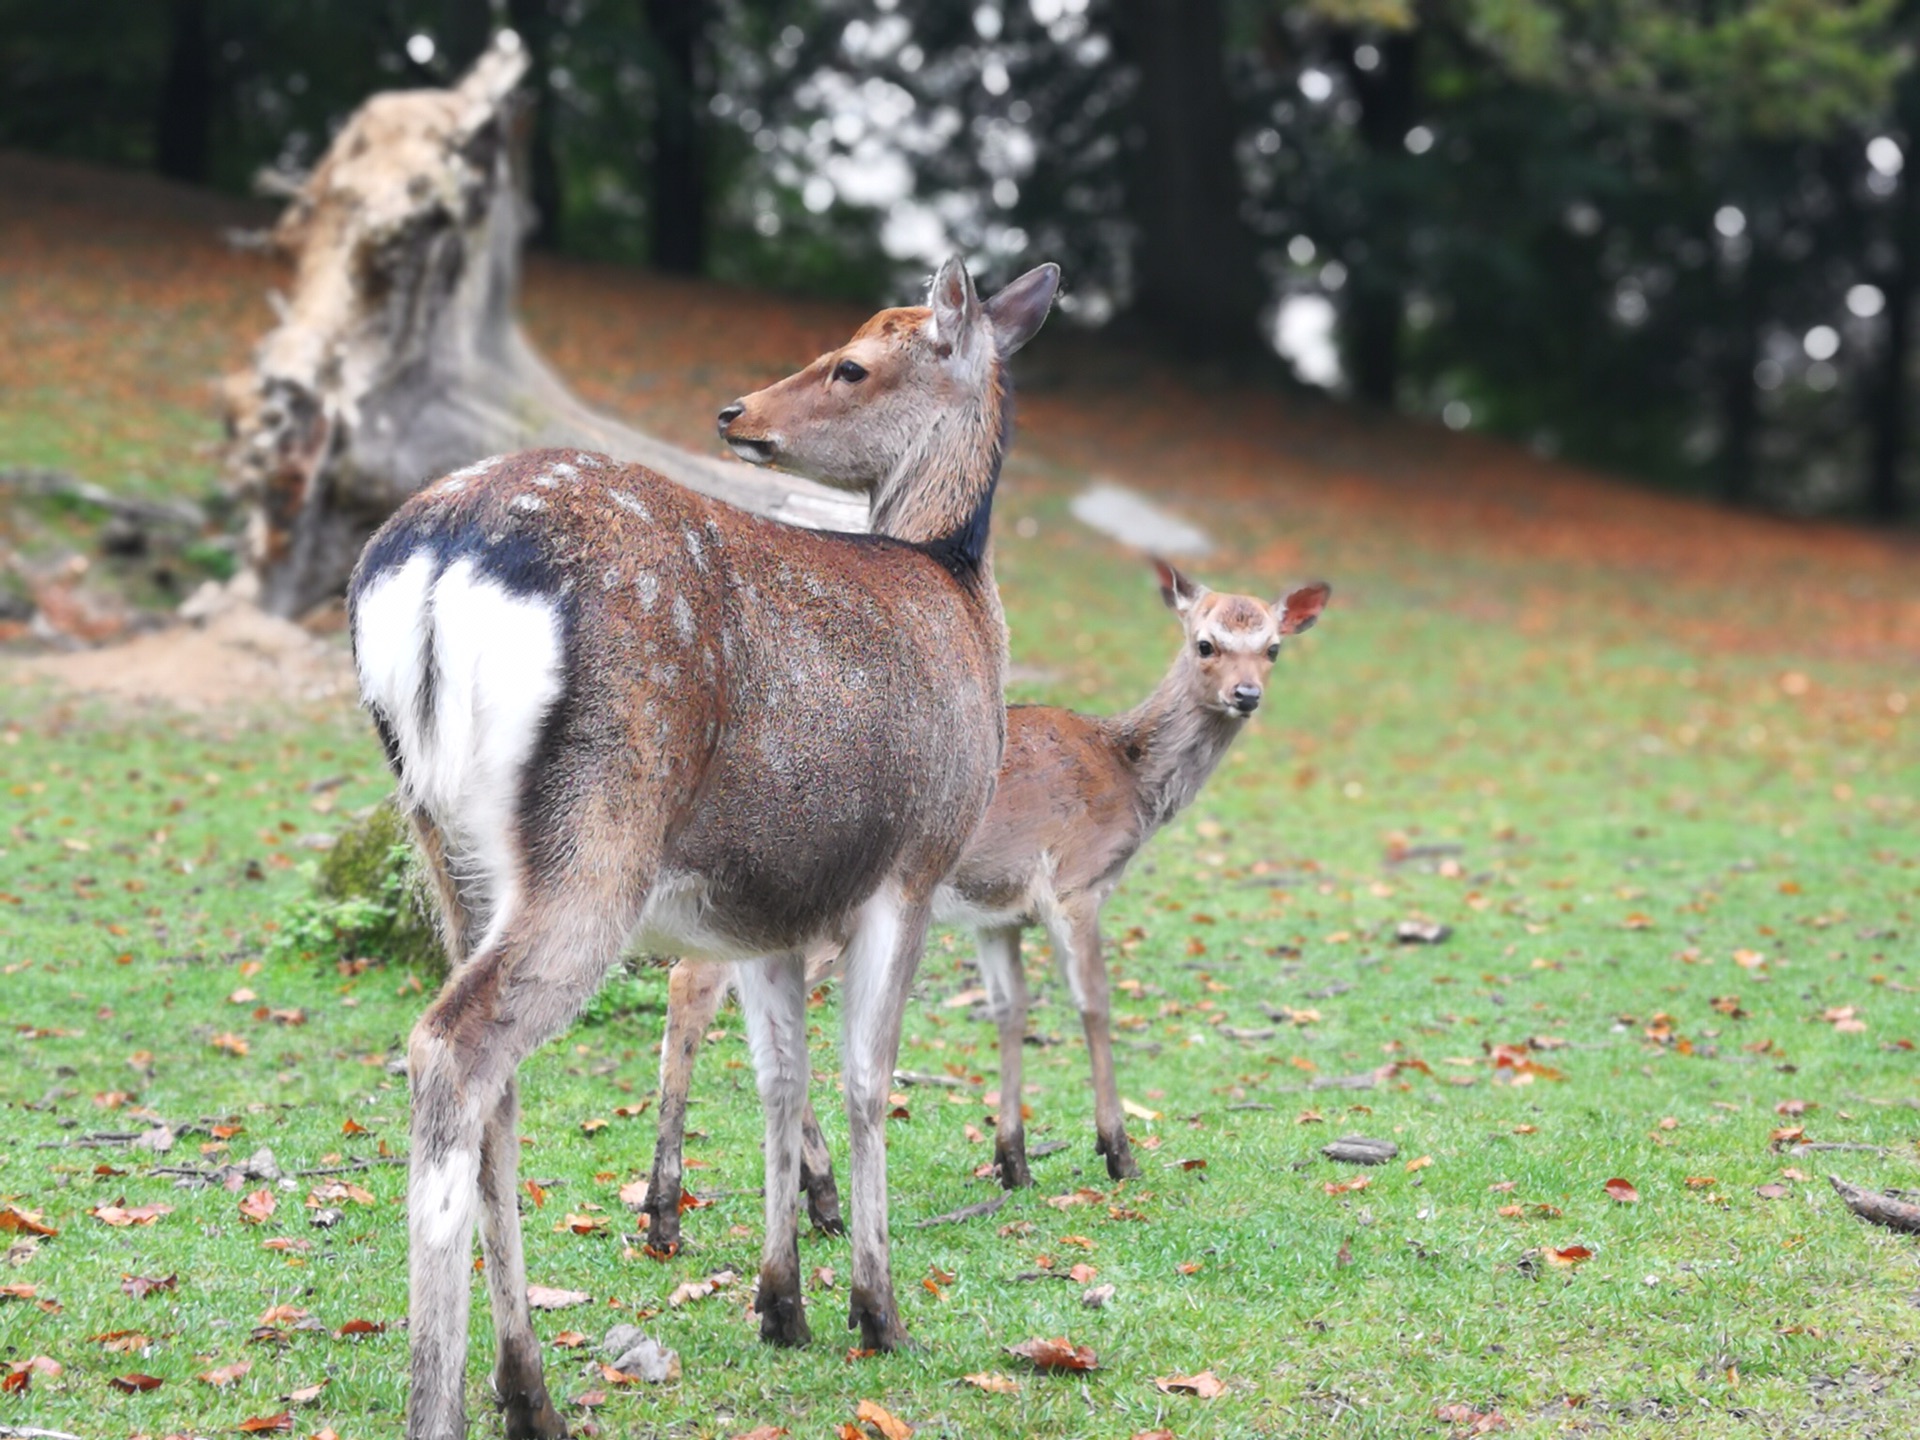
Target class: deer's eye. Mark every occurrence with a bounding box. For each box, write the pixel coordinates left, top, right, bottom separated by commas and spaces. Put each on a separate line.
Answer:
1267, 643, 1280, 661
1196, 639, 1215, 658
834, 359, 869, 384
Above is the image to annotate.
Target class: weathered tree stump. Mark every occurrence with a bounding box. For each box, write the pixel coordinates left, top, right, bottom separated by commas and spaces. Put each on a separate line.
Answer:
222, 31, 861, 618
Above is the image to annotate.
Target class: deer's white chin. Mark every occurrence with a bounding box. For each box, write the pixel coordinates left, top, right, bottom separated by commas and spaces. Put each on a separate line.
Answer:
727, 436, 776, 465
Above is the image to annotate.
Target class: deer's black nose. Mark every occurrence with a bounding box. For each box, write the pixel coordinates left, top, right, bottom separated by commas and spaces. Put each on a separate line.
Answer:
1231, 684, 1262, 714
716, 401, 745, 435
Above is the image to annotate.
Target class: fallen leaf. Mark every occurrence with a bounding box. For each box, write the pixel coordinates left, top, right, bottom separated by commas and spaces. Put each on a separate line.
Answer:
237, 1413, 294, 1433
0, 1205, 57, 1237
1121, 1098, 1160, 1121
334, 1318, 386, 1337
109, 1372, 165, 1392
1756, 1183, 1790, 1200
91, 1202, 172, 1227
730, 1429, 790, 1440
1406, 1155, 1433, 1173
1323, 1176, 1372, 1196
1007, 1337, 1098, 1372
210, 1032, 250, 1057
283, 1380, 327, 1404
1156, 1369, 1226, 1398
527, 1284, 592, 1310
1542, 1245, 1592, 1268
960, 1372, 1020, 1394
1046, 1188, 1104, 1210
92, 1330, 152, 1352
1435, 1402, 1510, 1433
1604, 1178, 1640, 1204
553, 1330, 588, 1348
855, 1399, 913, 1440
122, 1272, 178, 1298
239, 1188, 277, 1223
199, 1360, 253, 1387
1081, 1283, 1115, 1308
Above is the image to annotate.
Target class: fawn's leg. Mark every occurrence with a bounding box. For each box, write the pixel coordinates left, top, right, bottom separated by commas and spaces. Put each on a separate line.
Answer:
644, 959, 731, 1251
973, 923, 1032, 1188
1052, 903, 1137, 1180
840, 887, 933, 1351
799, 1095, 843, 1234
736, 951, 813, 1345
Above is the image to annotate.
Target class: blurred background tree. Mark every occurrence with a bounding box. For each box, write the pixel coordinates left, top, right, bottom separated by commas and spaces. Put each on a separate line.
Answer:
0, 0, 1913, 518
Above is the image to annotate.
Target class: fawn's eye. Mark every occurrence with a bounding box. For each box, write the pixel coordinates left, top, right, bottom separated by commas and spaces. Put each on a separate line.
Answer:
834, 359, 869, 384
1196, 639, 1215, 658
1267, 643, 1280, 660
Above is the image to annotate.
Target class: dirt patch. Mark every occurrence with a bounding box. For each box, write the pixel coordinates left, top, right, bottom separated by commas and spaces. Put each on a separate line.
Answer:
14, 599, 354, 713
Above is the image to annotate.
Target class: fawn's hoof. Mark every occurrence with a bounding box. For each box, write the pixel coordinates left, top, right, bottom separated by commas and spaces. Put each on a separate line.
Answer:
500, 1387, 568, 1440
806, 1182, 846, 1236
756, 1287, 812, 1348
848, 1287, 912, 1352
1098, 1132, 1140, 1181
994, 1142, 1033, 1191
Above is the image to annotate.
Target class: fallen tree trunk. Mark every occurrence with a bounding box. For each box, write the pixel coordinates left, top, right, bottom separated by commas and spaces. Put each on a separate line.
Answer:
1829, 1175, 1920, 1235
222, 31, 861, 619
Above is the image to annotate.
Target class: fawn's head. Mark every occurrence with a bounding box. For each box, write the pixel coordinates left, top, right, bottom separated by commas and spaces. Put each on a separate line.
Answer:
1154, 559, 1330, 719
717, 256, 1060, 496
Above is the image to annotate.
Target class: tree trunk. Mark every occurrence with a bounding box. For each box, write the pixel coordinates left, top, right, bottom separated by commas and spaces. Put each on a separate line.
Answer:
1112, 0, 1265, 361
1866, 141, 1916, 522
643, 0, 708, 274
222, 35, 861, 619
154, 0, 212, 183
506, 0, 566, 247
1342, 29, 1420, 407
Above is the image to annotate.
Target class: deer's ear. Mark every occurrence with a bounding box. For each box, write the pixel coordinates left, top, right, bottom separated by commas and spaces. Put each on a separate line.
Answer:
928, 255, 981, 354
1153, 556, 1204, 614
984, 263, 1061, 356
1277, 581, 1331, 635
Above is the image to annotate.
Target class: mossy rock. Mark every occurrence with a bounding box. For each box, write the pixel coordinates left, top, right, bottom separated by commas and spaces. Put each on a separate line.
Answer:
269, 798, 445, 976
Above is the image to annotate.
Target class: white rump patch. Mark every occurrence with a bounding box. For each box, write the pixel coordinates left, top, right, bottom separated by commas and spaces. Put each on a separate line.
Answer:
353, 552, 564, 932
1070, 482, 1212, 556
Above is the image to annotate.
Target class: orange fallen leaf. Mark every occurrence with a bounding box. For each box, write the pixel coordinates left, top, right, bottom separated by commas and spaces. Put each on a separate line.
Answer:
334, 1318, 386, 1337
237, 1413, 294, 1433
1542, 1245, 1592, 1267
854, 1399, 913, 1440
260, 1304, 309, 1326
1604, 1178, 1640, 1204
109, 1372, 164, 1392
960, 1372, 1020, 1394
1406, 1155, 1433, 1172
1155, 1369, 1226, 1398
199, 1360, 253, 1387
0, 1204, 57, 1237
239, 1187, 277, 1223
1323, 1176, 1372, 1196
91, 1202, 172, 1227
1007, 1337, 1098, 1372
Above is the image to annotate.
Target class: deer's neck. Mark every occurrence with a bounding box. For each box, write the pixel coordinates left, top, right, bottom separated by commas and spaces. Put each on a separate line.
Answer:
867, 366, 1007, 577
1112, 664, 1245, 833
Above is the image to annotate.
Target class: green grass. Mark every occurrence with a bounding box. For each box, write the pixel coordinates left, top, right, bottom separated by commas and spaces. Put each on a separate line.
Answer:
4, 485, 1917, 1438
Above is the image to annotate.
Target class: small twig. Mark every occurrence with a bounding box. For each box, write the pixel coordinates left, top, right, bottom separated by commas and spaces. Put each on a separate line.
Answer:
892, 1069, 971, 1089
295, 1155, 408, 1177
1790, 1142, 1893, 1158
0, 1426, 88, 1440
913, 1193, 1007, 1229
1830, 1175, 1920, 1234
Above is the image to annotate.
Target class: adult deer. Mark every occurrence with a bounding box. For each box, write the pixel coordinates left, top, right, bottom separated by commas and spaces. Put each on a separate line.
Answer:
644, 560, 1330, 1247
349, 257, 1059, 1440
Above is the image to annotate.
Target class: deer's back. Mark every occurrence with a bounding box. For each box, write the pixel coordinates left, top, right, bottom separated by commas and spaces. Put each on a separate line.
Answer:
350, 449, 1005, 956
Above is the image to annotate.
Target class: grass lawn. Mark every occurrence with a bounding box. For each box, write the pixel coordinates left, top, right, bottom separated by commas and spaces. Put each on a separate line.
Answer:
2, 160, 1918, 1439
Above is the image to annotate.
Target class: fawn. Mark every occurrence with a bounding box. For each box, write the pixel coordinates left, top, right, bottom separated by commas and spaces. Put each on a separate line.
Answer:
349, 257, 1058, 1439
644, 559, 1329, 1249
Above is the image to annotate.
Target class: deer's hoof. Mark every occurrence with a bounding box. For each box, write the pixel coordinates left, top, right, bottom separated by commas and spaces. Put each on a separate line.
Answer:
756, 1288, 811, 1348
643, 1205, 682, 1253
1098, 1132, 1140, 1182
806, 1186, 846, 1237
994, 1143, 1033, 1191
848, 1287, 912, 1353
500, 1388, 568, 1440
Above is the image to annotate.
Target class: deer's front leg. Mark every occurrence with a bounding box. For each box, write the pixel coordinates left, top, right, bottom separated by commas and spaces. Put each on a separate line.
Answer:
645, 959, 732, 1252
1057, 906, 1137, 1181
478, 1077, 566, 1439
839, 889, 931, 1352
736, 951, 813, 1346
973, 924, 1032, 1188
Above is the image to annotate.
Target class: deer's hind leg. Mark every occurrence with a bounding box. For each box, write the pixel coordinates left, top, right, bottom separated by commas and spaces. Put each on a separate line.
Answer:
407, 808, 483, 969
799, 1097, 843, 1235
645, 959, 733, 1252
736, 951, 813, 1345
478, 1076, 564, 1439
406, 870, 647, 1440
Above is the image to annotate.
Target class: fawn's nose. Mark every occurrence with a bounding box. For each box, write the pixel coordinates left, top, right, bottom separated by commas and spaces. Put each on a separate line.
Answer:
716, 401, 745, 435
1231, 684, 1262, 714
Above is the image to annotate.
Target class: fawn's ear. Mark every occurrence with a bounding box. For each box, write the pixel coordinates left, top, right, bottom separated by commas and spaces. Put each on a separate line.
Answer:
1277, 581, 1331, 636
1153, 556, 1205, 615
984, 263, 1061, 357
928, 255, 982, 356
